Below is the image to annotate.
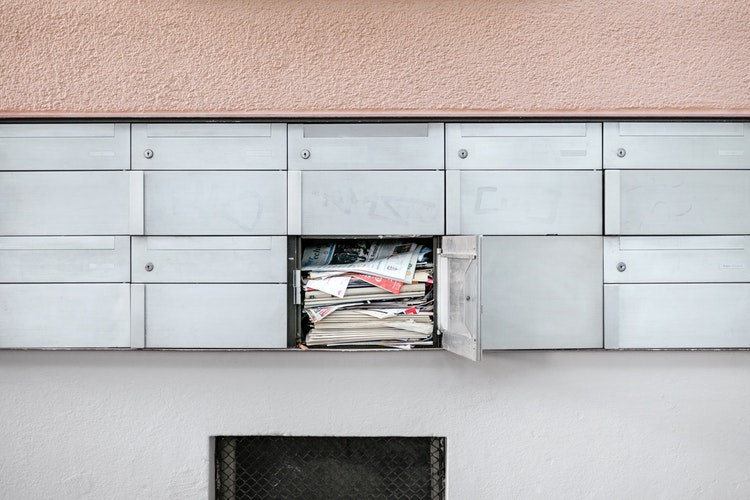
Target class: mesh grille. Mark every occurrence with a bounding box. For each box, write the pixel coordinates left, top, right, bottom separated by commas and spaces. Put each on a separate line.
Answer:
215, 436, 446, 500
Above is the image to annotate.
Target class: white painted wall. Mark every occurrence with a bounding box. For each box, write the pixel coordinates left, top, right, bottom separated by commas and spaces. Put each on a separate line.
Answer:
2, 350, 749, 499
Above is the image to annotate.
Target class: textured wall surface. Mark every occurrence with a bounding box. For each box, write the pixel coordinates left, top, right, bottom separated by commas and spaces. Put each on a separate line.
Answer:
1, 0, 749, 116
2, 350, 750, 499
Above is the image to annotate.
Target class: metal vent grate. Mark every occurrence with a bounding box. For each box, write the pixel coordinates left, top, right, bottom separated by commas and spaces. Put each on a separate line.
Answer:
215, 436, 446, 500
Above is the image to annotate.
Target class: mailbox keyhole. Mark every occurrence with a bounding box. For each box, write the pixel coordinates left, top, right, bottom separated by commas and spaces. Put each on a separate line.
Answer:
145, 262, 154, 272
616, 262, 627, 272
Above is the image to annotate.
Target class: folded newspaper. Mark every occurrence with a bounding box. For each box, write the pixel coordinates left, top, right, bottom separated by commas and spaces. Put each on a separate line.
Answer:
301, 241, 421, 284
301, 240, 435, 348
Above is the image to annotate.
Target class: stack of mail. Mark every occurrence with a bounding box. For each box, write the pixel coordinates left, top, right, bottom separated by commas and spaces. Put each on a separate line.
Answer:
300, 240, 434, 348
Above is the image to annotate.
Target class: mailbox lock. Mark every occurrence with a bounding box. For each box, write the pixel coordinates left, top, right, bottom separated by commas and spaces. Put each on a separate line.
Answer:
616, 262, 627, 272
144, 149, 154, 159
300, 149, 311, 160
145, 262, 154, 272
616, 148, 627, 158
458, 149, 469, 159
466, 295, 471, 301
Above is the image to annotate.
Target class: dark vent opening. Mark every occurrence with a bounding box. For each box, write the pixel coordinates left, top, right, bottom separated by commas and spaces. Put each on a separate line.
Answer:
215, 436, 446, 500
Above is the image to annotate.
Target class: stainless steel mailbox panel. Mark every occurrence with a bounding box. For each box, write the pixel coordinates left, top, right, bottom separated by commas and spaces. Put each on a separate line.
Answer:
446, 123, 602, 170
604, 122, 750, 169
289, 170, 444, 235
605, 170, 750, 235
0, 284, 130, 348
605, 284, 750, 348
604, 236, 750, 283
143, 171, 286, 235
132, 236, 287, 283
0, 172, 130, 235
141, 284, 287, 348
0, 123, 130, 171
445, 170, 601, 235
288, 123, 444, 171
481, 236, 603, 349
132, 123, 286, 170
0, 236, 130, 283
438, 235, 481, 361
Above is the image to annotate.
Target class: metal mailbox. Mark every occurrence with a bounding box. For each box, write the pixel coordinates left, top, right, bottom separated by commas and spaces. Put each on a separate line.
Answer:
0, 123, 130, 171
605, 170, 750, 235
0, 171, 131, 236
446, 122, 602, 170
132, 171, 287, 235
0, 236, 130, 283
445, 170, 601, 235
288, 123, 444, 171
131, 123, 286, 171
604, 235, 750, 348
479, 236, 603, 349
288, 170, 444, 235
605, 283, 750, 348
131, 236, 287, 283
0, 284, 131, 348
604, 122, 750, 169
132, 284, 288, 348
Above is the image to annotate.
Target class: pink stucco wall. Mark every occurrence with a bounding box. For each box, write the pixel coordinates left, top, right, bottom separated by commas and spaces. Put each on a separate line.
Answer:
1, 0, 749, 117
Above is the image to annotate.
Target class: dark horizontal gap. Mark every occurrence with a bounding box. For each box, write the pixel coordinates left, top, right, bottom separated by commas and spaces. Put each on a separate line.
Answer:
1, 117, 746, 124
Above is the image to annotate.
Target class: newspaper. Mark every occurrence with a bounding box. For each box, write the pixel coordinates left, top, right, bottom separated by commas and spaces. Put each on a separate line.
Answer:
301, 241, 422, 283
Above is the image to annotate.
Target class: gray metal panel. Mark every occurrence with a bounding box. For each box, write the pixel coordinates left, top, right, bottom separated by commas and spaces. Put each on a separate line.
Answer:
0, 284, 130, 348
130, 284, 146, 349
144, 284, 287, 348
604, 236, 750, 283
437, 235, 481, 361
132, 236, 287, 283
605, 170, 750, 235
0, 171, 130, 235
297, 170, 444, 235
131, 123, 286, 170
480, 236, 603, 349
604, 283, 750, 348
445, 170, 601, 235
143, 171, 287, 235
288, 123, 444, 171
0, 236, 130, 283
446, 122, 602, 170
0, 123, 130, 171
604, 122, 750, 169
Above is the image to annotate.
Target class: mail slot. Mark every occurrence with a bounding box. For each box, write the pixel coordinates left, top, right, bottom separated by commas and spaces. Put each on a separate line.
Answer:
139, 171, 287, 235
0, 284, 130, 348
131, 123, 286, 170
135, 284, 288, 348
0, 123, 130, 171
605, 170, 750, 235
446, 122, 602, 170
288, 170, 444, 235
131, 236, 287, 283
480, 236, 603, 349
445, 170, 601, 235
604, 236, 750, 283
288, 123, 444, 171
605, 284, 750, 348
604, 122, 750, 169
0, 171, 131, 236
0, 236, 130, 283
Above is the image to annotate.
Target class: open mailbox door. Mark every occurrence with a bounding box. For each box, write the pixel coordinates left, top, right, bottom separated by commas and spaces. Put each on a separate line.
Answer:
437, 236, 482, 361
